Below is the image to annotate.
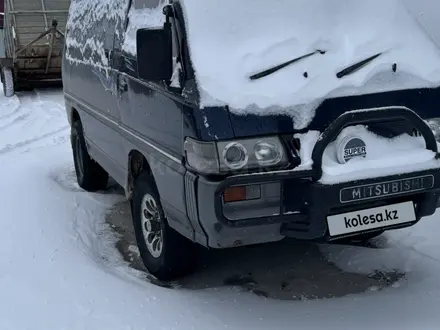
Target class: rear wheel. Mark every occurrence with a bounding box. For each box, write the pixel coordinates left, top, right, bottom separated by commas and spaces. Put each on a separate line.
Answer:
132, 171, 197, 281
1, 67, 14, 98
71, 120, 109, 191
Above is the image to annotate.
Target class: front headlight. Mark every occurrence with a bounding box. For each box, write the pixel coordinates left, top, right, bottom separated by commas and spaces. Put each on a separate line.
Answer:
254, 140, 283, 166
222, 142, 249, 170
184, 136, 288, 174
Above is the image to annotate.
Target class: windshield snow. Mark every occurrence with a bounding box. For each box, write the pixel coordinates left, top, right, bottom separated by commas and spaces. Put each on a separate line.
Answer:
181, 0, 440, 128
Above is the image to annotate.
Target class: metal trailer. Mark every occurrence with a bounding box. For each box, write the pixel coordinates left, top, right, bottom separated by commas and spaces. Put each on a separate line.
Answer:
0, 0, 70, 97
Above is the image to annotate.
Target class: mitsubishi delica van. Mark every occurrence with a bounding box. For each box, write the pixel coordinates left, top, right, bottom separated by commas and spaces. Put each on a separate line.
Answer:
63, 0, 440, 280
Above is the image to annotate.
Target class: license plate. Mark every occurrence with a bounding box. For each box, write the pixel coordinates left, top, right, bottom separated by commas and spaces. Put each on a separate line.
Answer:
327, 201, 416, 237
340, 175, 434, 203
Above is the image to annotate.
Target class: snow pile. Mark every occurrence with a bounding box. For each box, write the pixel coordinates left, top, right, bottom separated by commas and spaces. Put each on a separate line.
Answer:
122, 0, 166, 56
181, 0, 440, 128
295, 124, 440, 183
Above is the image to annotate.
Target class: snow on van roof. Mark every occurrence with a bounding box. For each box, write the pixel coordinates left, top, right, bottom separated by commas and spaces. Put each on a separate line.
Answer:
180, 0, 440, 129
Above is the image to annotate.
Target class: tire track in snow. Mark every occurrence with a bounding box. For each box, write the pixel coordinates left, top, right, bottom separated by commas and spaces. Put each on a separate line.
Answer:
0, 94, 21, 120
0, 89, 69, 155
0, 126, 69, 155
0, 113, 31, 131
47, 162, 145, 282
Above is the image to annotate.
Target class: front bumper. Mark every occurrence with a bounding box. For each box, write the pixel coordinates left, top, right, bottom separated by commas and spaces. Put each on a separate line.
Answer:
187, 107, 440, 248
219, 168, 439, 236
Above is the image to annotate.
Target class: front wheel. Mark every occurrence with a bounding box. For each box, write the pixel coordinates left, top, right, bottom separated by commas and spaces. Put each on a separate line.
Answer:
132, 171, 197, 281
1, 67, 14, 98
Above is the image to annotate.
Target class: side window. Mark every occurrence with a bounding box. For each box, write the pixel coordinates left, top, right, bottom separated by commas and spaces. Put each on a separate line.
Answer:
122, 0, 166, 57
123, 0, 184, 89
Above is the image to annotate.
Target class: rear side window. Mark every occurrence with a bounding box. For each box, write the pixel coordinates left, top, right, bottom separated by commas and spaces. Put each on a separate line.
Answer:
65, 0, 130, 69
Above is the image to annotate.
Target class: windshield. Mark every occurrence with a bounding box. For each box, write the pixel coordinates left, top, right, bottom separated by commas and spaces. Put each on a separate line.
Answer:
181, 0, 440, 128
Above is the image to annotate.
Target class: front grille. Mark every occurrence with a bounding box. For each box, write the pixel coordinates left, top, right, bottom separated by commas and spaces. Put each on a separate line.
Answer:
282, 178, 311, 213
281, 135, 302, 167
286, 137, 300, 158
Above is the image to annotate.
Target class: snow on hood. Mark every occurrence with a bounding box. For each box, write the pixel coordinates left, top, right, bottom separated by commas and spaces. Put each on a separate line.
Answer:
181, 0, 440, 129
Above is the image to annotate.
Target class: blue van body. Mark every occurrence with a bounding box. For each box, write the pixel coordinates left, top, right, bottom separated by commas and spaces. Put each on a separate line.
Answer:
63, 0, 440, 279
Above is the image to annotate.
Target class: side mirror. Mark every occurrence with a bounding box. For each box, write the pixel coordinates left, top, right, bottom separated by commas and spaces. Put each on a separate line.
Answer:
136, 23, 172, 82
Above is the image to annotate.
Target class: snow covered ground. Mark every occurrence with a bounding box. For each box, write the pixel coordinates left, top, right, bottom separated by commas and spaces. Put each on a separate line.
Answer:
1, 88, 440, 329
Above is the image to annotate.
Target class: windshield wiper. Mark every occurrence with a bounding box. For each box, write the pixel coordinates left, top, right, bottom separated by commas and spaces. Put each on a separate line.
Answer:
249, 49, 326, 80
336, 52, 382, 79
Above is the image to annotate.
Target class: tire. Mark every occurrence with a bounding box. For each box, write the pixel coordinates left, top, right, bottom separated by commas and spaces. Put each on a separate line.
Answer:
2, 67, 14, 98
132, 171, 196, 281
71, 120, 109, 191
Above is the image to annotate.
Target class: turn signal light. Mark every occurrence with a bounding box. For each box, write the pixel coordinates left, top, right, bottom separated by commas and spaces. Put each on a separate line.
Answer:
223, 185, 261, 203
223, 186, 246, 202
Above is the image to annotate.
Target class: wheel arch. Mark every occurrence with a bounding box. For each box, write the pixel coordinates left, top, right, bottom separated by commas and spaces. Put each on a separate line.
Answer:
125, 149, 154, 200
71, 107, 81, 124
125, 147, 202, 246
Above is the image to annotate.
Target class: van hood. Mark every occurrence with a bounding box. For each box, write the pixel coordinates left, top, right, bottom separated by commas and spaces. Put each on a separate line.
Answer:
181, 0, 440, 130
196, 86, 440, 141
